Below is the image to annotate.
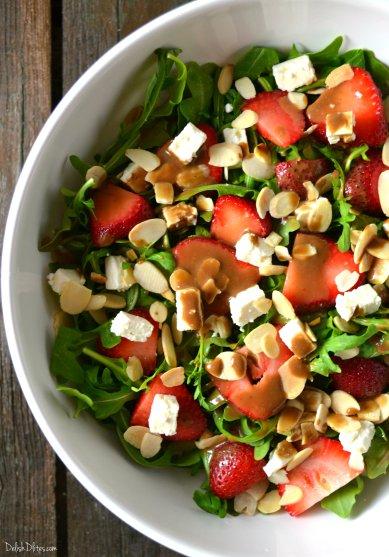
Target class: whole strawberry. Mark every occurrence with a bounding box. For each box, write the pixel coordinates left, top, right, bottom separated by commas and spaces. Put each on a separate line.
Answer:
344, 151, 388, 215
209, 442, 266, 499
332, 356, 389, 399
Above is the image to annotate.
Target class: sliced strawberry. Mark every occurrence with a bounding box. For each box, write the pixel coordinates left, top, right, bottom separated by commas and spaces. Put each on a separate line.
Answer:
244, 91, 305, 147
344, 150, 387, 215
98, 309, 158, 374
196, 123, 223, 183
209, 442, 266, 499
90, 182, 153, 247
250, 327, 293, 381
130, 376, 207, 441
279, 437, 361, 516
283, 233, 364, 313
210, 195, 272, 247
173, 237, 259, 315
275, 159, 330, 199
332, 356, 389, 399
307, 67, 388, 147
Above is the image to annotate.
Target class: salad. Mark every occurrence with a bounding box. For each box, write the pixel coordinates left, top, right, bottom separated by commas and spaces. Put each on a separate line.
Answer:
42, 37, 389, 519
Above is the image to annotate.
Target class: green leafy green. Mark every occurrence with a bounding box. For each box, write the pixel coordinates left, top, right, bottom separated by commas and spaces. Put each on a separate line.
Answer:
146, 250, 176, 274
234, 46, 279, 79
364, 436, 389, 479
180, 62, 213, 123
99, 321, 121, 348
365, 50, 389, 94
342, 49, 365, 68
344, 145, 369, 173
193, 485, 227, 518
152, 53, 187, 117
126, 283, 140, 311
69, 155, 90, 176
309, 36, 343, 65
321, 477, 364, 518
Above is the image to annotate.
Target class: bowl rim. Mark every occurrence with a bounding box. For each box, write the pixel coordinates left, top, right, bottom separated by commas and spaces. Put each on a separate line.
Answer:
3, 0, 389, 555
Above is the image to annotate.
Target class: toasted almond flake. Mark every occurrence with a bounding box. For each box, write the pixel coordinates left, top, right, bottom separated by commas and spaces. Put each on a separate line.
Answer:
315, 172, 334, 194
349, 451, 364, 471
277, 405, 303, 434
204, 315, 232, 339
299, 389, 322, 412
286, 447, 313, 471
209, 351, 247, 381
384, 219, 389, 238
140, 432, 163, 458
307, 87, 326, 95
275, 245, 292, 262
314, 404, 329, 433
247, 479, 270, 501
154, 182, 174, 205
300, 411, 316, 424
327, 413, 361, 433
160, 366, 185, 387
134, 261, 170, 294
261, 333, 281, 359
176, 164, 210, 189
359, 252, 374, 273
279, 484, 303, 506
126, 249, 137, 261
171, 311, 184, 344
366, 237, 389, 259
259, 264, 287, 276
279, 356, 309, 400
286, 426, 302, 443
169, 268, 194, 291
254, 143, 272, 164
208, 143, 242, 167
60, 282, 92, 315
325, 64, 354, 88
163, 203, 197, 230
272, 290, 295, 320
161, 323, 177, 367
335, 269, 360, 293
234, 491, 257, 516
295, 198, 332, 233
287, 91, 308, 110
242, 154, 274, 180
331, 390, 360, 416
90, 272, 106, 284
124, 425, 149, 448
196, 195, 214, 212
125, 148, 160, 172
303, 180, 319, 201
89, 309, 108, 324
149, 301, 168, 324
257, 490, 281, 514
86, 294, 107, 311
353, 223, 377, 264
357, 399, 381, 423
335, 347, 360, 360
195, 433, 226, 450
333, 315, 359, 333
303, 124, 318, 136
304, 322, 317, 342
375, 393, 389, 423
292, 243, 317, 260
269, 191, 300, 218
350, 229, 362, 246
128, 218, 167, 248
126, 356, 143, 381
235, 76, 256, 99
244, 323, 277, 354
300, 422, 319, 445
265, 232, 283, 247
103, 293, 126, 309
218, 64, 234, 94
85, 165, 107, 188
256, 186, 275, 219
231, 109, 258, 129
368, 258, 389, 285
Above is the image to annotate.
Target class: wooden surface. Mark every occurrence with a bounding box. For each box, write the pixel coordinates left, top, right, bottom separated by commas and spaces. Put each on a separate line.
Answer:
0, 1, 189, 555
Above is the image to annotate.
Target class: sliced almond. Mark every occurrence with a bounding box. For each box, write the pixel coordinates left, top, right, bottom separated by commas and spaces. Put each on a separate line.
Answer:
89, 309, 108, 324
269, 191, 300, 218
208, 351, 247, 381
374, 393, 389, 423
231, 109, 258, 129
303, 124, 318, 135
196, 195, 214, 212
300, 422, 319, 445
86, 294, 107, 311
366, 237, 389, 259
261, 333, 281, 359
247, 479, 270, 502
287, 92, 308, 110
315, 172, 334, 194
149, 301, 168, 323
335, 347, 360, 360
349, 451, 365, 472
128, 218, 167, 248
279, 356, 309, 400
368, 258, 389, 285
208, 143, 242, 167
60, 282, 92, 315
161, 323, 177, 367
90, 272, 106, 284
242, 154, 274, 180
378, 169, 389, 217
300, 411, 316, 423
357, 399, 381, 423
279, 484, 303, 506
169, 268, 194, 291
256, 187, 275, 219
124, 425, 149, 448
103, 293, 126, 309
292, 243, 317, 260
286, 447, 313, 471
140, 432, 163, 458
161, 366, 185, 387
259, 264, 287, 276
264, 232, 282, 247
384, 219, 389, 238
176, 164, 210, 189
204, 315, 232, 339
272, 290, 296, 320
314, 403, 329, 433
234, 491, 257, 516
195, 433, 226, 450
125, 148, 160, 172
218, 64, 234, 94
235, 76, 256, 99
333, 316, 359, 333
286, 426, 302, 443
335, 269, 360, 293
196, 257, 220, 285
307, 87, 326, 95
303, 180, 319, 201
126, 356, 143, 381
244, 323, 278, 354
253, 297, 273, 315
126, 249, 138, 262
275, 245, 292, 262
295, 198, 332, 233
85, 165, 107, 188
257, 490, 281, 514
325, 64, 354, 88
134, 261, 169, 294
299, 389, 322, 412
331, 390, 360, 416
154, 182, 174, 205
350, 228, 362, 246
327, 413, 361, 433
353, 223, 377, 264
277, 404, 303, 434
358, 252, 373, 273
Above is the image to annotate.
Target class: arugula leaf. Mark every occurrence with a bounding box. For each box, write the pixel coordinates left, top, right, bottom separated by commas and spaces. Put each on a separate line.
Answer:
254, 436, 272, 460
257, 76, 274, 91
195, 225, 211, 237
152, 53, 187, 117
277, 217, 300, 246
193, 485, 227, 518
288, 43, 301, 59
365, 50, 389, 95
51, 326, 97, 383
126, 283, 140, 311
69, 155, 90, 176
180, 62, 213, 123
342, 49, 365, 68
146, 250, 176, 274
309, 36, 343, 65
364, 436, 389, 479
213, 410, 276, 446
234, 47, 279, 79
57, 386, 94, 412
321, 477, 364, 518
99, 321, 121, 348
176, 184, 256, 202
344, 145, 369, 173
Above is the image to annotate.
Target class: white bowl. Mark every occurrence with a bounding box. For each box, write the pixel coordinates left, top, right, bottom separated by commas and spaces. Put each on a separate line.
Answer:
2, 0, 388, 555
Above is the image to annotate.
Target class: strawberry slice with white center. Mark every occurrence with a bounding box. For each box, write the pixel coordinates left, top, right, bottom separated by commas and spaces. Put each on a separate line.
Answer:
278, 437, 361, 516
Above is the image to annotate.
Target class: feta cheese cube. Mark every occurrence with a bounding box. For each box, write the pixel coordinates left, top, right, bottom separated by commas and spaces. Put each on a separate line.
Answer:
326, 111, 355, 144
223, 127, 248, 146
268, 469, 289, 485
235, 232, 274, 267
168, 122, 207, 164
339, 420, 375, 454
263, 451, 292, 477
176, 287, 203, 331
279, 318, 316, 359
229, 285, 266, 327
335, 284, 381, 322
47, 268, 85, 294
272, 55, 316, 92
162, 203, 197, 230
110, 311, 153, 342
148, 394, 179, 436
105, 255, 134, 291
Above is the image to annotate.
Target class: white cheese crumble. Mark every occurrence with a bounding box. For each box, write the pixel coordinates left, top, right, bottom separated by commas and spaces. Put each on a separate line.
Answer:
223, 127, 248, 146
105, 255, 132, 291
148, 394, 179, 436
229, 285, 266, 327
263, 450, 293, 477
272, 55, 316, 92
225, 103, 234, 113
339, 420, 374, 471
110, 311, 153, 342
335, 284, 382, 322
47, 268, 85, 294
326, 111, 355, 144
235, 232, 274, 267
168, 122, 207, 164
268, 469, 289, 485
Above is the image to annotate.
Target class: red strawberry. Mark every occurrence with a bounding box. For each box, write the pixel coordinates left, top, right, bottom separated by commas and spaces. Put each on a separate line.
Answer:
275, 159, 330, 199
173, 237, 259, 315
90, 182, 153, 247
279, 437, 361, 516
307, 67, 388, 147
209, 442, 266, 499
98, 309, 158, 374
130, 376, 207, 441
344, 150, 387, 215
332, 356, 389, 399
283, 233, 364, 312
211, 195, 272, 247
250, 327, 293, 381
244, 91, 305, 147
196, 122, 223, 183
